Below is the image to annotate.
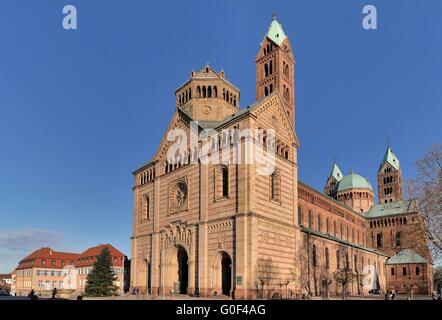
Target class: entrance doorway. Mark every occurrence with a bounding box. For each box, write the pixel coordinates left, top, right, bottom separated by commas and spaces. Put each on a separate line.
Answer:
221, 253, 232, 296
177, 246, 188, 294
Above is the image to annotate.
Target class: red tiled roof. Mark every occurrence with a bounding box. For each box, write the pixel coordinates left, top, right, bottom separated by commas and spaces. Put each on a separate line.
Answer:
16, 247, 79, 270
15, 244, 126, 270
76, 244, 125, 267
78, 244, 125, 258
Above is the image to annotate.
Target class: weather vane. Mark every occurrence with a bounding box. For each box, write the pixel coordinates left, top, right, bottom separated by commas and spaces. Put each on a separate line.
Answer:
272, 12, 277, 20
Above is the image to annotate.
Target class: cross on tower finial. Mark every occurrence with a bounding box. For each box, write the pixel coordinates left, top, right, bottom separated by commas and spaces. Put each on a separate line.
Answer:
272, 12, 277, 20
333, 154, 336, 163
386, 138, 391, 147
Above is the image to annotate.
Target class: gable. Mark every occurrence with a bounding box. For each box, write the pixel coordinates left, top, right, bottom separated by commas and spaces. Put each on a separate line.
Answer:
153, 109, 195, 164
251, 92, 300, 147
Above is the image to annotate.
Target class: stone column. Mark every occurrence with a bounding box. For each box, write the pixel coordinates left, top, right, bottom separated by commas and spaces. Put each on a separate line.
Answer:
198, 157, 209, 296
151, 233, 161, 296
151, 167, 161, 296
188, 226, 197, 295
233, 214, 248, 299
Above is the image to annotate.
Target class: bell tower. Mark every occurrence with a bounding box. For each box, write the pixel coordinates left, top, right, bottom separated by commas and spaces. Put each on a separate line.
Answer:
255, 13, 295, 128
377, 146, 403, 204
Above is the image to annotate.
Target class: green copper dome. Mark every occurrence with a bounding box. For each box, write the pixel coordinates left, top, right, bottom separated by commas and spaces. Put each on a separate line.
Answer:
337, 172, 373, 192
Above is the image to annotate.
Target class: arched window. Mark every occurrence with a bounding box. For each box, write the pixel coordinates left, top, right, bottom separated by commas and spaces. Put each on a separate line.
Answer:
222, 166, 228, 197
208, 86, 212, 98
197, 86, 201, 98
345, 252, 349, 268
264, 63, 269, 77
376, 233, 383, 247
213, 86, 217, 97
395, 231, 401, 246
270, 170, 281, 202
298, 207, 302, 225
391, 267, 395, 276
415, 267, 420, 276
269, 84, 273, 93
312, 245, 317, 267
336, 250, 340, 270
142, 194, 149, 220
269, 60, 273, 75
202, 86, 207, 98
402, 267, 407, 276
326, 218, 330, 234
325, 247, 330, 269
264, 87, 269, 96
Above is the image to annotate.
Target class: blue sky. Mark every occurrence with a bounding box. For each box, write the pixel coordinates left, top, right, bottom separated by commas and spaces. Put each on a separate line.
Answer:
0, 0, 441, 273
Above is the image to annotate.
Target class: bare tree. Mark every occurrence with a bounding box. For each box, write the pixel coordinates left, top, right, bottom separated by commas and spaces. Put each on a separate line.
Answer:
332, 267, 358, 300
406, 144, 442, 262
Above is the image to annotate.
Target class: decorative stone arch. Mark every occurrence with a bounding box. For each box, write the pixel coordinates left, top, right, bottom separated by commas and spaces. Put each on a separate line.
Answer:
210, 250, 233, 297
159, 224, 195, 296
163, 243, 190, 294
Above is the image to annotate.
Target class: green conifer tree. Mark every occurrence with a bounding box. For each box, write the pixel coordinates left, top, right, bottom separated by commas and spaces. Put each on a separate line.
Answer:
84, 247, 118, 296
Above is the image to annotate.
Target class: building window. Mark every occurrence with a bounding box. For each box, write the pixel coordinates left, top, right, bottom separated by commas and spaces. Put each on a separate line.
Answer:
215, 165, 229, 199
312, 245, 317, 267
41, 259, 46, 265
345, 253, 349, 268
416, 267, 420, 276
142, 194, 150, 220
317, 215, 321, 232
395, 231, 401, 246
334, 221, 337, 237
376, 233, 383, 248
308, 210, 312, 228
298, 207, 302, 225
270, 170, 281, 202
336, 250, 340, 270
61, 261, 66, 267
51, 260, 56, 267
391, 268, 395, 276
325, 248, 330, 269
403, 267, 407, 276
222, 166, 229, 197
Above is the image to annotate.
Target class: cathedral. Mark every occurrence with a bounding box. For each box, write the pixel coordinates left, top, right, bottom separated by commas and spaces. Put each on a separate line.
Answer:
130, 16, 433, 299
